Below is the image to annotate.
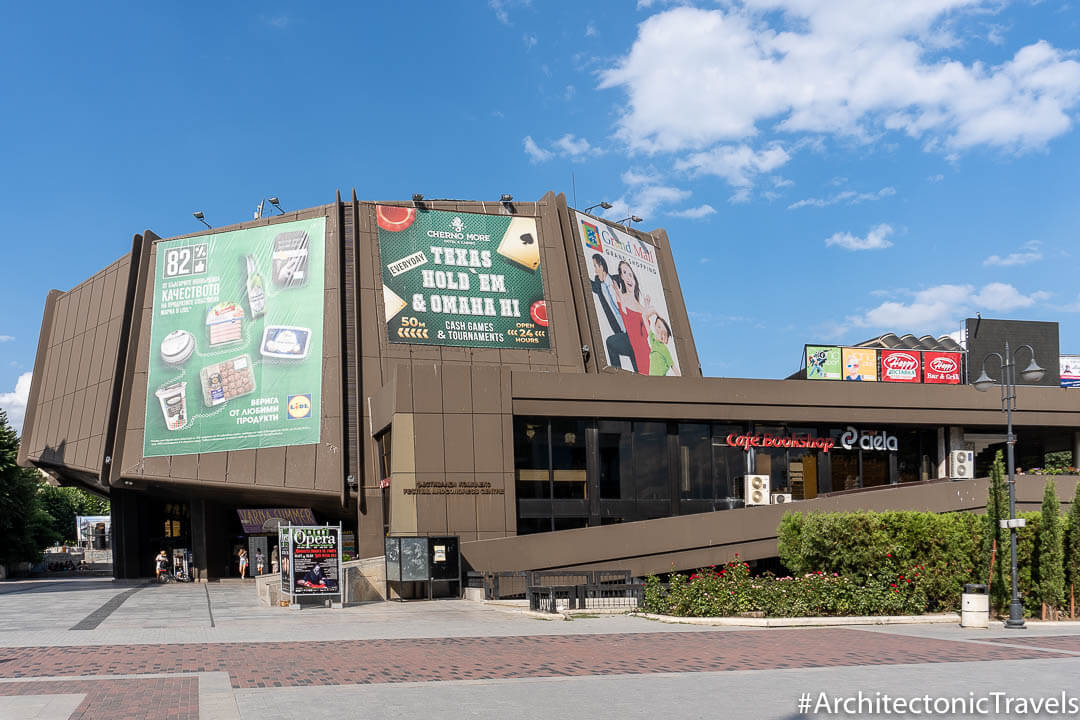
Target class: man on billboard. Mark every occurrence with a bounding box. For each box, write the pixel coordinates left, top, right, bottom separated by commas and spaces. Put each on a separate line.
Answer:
590, 254, 637, 372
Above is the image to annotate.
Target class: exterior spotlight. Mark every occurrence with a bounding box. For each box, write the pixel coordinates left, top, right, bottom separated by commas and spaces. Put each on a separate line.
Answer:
193, 211, 212, 229
500, 194, 514, 203
269, 197, 285, 214
581, 344, 591, 364
584, 201, 613, 213
412, 193, 424, 202
617, 216, 643, 226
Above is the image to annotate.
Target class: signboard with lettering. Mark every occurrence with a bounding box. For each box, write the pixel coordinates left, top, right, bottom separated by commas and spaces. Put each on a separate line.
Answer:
574, 211, 681, 376
143, 218, 325, 457
287, 526, 340, 596
806, 346, 842, 380
377, 206, 549, 349
1061, 355, 1080, 388
881, 350, 922, 383
842, 347, 878, 382
923, 351, 962, 384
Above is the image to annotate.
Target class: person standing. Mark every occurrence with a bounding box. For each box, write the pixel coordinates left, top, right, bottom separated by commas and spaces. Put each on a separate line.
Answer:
238, 548, 249, 580
255, 548, 265, 576
155, 550, 169, 583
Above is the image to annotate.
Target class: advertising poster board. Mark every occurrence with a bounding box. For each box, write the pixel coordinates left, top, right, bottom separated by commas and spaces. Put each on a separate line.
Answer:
806, 346, 841, 380
923, 351, 963, 384
288, 526, 340, 596
377, 206, 549, 349
279, 526, 291, 595
574, 211, 681, 376
1061, 355, 1080, 388
841, 348, 878, 381
143, 217, 325, 457
881, 350, 922, 383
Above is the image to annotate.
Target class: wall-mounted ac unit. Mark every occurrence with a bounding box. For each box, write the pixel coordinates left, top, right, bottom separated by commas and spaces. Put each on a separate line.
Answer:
950, 450, 974, 480
771, 492, 793, 505
743, 474, 770, 506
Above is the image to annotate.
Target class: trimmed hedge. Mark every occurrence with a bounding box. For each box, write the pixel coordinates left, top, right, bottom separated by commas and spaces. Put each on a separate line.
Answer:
777, 510, 983, 612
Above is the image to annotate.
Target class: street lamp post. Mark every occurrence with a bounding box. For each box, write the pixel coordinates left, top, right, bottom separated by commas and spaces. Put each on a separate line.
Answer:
973, 340, 1045, 629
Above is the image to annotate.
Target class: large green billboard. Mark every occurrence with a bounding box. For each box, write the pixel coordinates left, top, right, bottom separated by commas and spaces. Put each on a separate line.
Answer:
143, 217, 325, 458
377, 206, 550, 349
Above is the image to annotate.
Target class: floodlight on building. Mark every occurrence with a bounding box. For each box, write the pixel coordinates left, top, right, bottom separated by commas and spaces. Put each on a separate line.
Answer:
584, 201, 613, 213
268, 197, 285, 215
193, 211, 212, 229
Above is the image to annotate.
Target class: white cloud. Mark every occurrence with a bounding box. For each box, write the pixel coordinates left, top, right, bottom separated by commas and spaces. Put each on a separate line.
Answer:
585, 23, 597, 37
825, 223, 895, 251
847, 282, 1048, 332
0, 372, 32, 435
674, 144, 790, 201
789, 186, 896, 210
522, 136, 553, 163
259, 15, 289, 28
983, 240, 1043, 266
523, 33, 537, 49
564, 84, 576, 101
606, 184, 692, 220
669, 203, 717, 219
552, 133, 592, 158
0, 335, 13, 342
599, 4, 1080, 155
928, 173, 945, 182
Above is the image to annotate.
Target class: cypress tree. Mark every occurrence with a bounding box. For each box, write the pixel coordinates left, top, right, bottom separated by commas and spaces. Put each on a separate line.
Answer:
982, 451, 1009, 614
1066, 481, 1080, 618
1038, 479, 1065, 618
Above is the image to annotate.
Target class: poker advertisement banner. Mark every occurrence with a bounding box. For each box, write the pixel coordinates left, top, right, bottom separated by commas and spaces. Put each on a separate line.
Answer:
376, 206, 549, 349
806, 346, 841, 380
143, 217, 325, 458
923, 351, 963, 384
289, 526, 340, 596
1061, 355, 1080, 388
574, 211, 681, 376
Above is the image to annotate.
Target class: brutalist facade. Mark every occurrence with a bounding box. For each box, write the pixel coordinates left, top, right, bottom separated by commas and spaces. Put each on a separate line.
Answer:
19, 191, 1080, 579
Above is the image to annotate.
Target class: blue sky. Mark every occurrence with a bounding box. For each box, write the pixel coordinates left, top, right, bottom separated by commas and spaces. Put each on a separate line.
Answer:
3, 1, 1080, 430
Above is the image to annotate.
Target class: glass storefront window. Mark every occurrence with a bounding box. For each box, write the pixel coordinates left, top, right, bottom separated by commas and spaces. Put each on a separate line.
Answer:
634, 422, 670, 500
514, 417, 550, 500
598, 420, 632, 500
551, 419, 587, 500
678, 423, 711, 500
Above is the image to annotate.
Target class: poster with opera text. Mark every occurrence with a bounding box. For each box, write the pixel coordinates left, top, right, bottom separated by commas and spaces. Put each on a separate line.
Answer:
377, 206, 549, 349
143, 218, 324, 458
574, 211, 681, 376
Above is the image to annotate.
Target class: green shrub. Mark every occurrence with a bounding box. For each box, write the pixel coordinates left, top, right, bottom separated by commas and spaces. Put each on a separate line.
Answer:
777, 510, 982, 612
641, 556, 928, 618
1067, 483, 1080, 611
1039, 480, 1066, 613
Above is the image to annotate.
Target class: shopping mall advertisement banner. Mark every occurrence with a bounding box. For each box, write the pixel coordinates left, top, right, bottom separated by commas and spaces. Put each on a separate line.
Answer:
574, 211, 681, 376
376, 206, 549, 349
806, 346, 841, 380
841, 348, 878, 381
881, 349, 922, 382
923, 351, 963, 384
1061, 355, 1080, 388
142, 218, 325, 457
287, 525, 340, 596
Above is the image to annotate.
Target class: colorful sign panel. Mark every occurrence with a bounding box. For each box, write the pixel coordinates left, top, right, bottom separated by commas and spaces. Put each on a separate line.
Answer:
881, 349, 922, 383
806, 346, 841, 380
279, 526, 291, 594
143, 218, 325, 457
575, 211, 681, 376
288, 526, 340, 596
841, 348, 878, 382
377, 206, 549, 349
1061, 355, 1080, 388
923, 351, 963, 384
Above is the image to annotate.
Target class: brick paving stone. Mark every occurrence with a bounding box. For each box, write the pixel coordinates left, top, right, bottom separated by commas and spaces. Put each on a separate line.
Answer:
985, 634, 1080, 652
0, 677, 198, 719
0, 628, 1068, 690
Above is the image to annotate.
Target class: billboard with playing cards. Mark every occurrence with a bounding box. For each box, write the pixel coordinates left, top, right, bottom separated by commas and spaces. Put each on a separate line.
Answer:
376, 206, 550, 349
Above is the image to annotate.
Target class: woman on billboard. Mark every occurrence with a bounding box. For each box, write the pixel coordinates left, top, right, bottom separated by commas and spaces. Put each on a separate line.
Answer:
612, 261, 651, 375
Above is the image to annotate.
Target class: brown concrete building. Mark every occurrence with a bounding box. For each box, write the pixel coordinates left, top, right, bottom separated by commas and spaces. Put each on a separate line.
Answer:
18, 191, 1080, 579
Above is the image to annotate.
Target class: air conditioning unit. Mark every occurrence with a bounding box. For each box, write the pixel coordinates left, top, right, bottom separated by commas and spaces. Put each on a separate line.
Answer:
771, 493, 793, 505
743, 474, 770, 506
950, 450, 974, 480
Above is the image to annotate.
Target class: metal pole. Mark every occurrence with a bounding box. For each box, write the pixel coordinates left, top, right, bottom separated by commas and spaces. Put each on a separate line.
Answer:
1003, 340, 1026, 629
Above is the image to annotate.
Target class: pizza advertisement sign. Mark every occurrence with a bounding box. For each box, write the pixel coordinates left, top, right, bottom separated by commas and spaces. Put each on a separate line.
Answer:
376, 206, 549, 349
923, 351, 962, 384
881, 350, 922, 383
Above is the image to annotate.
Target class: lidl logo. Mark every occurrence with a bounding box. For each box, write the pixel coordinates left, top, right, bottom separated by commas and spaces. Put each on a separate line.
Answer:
287, 394, 312, 419
582, 221, 601, 251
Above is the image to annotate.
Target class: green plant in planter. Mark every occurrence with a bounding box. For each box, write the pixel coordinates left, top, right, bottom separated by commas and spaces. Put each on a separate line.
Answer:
1039, 479, 1066, 618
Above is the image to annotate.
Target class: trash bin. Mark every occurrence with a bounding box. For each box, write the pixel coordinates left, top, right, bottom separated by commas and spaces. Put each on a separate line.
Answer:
961, 583, 989, 628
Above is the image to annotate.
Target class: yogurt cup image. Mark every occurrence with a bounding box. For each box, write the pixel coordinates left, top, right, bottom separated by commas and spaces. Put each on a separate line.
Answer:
155, 382, 188, 431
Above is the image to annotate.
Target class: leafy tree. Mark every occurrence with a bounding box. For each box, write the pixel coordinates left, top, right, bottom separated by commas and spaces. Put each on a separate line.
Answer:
1038, 479, 1065, 615
1067, 481, 1080, 617
982, 451, 1010, 613
0, 410, 59, 567
36, 486, 110, 544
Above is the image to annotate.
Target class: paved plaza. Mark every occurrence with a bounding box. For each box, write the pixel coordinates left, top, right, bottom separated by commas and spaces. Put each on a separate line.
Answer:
2, 578, 1080, 718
